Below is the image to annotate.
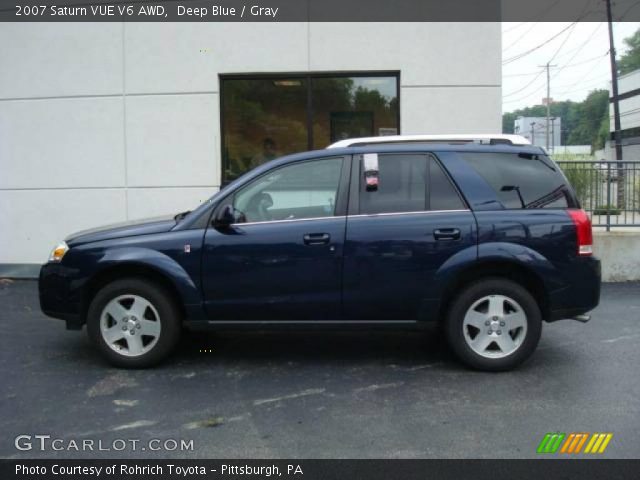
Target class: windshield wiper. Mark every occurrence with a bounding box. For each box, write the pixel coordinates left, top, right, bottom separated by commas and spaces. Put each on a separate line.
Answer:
518, 152, 556, 172
174, 210, 191, 221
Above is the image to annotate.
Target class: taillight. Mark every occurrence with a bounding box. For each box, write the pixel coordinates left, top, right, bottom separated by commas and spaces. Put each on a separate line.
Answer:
567, 209, 593, 256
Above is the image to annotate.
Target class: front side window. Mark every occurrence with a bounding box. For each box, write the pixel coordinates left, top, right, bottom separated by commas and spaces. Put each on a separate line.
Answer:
232, 157, 343, 223
458, 152, 572, 209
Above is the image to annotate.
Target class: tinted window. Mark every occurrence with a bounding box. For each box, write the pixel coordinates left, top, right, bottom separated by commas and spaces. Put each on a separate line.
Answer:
458, 152, 571, 209
220, 74, 399, 183
359, 154, 428, 214
311, 76, 399, 149
233, 157, 343, 223
430, 159, 466, 210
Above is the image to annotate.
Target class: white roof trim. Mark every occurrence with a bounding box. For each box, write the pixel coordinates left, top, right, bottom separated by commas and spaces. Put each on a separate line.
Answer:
327, 134, 532, 149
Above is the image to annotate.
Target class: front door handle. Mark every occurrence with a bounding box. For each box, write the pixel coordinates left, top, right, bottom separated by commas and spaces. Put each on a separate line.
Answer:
433, 228, 461, 241
303, 233, 331, 246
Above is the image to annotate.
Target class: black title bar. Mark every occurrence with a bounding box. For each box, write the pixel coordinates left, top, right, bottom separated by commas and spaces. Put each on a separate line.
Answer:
1, 0, 640, 22
3, 459, 640, 480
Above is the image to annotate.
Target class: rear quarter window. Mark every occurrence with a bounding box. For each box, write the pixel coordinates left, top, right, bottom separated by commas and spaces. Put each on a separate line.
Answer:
457, 152, 575, 209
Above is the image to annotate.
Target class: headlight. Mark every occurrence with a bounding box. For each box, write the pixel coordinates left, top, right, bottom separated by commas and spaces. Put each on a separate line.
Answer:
48, 241, 69, 263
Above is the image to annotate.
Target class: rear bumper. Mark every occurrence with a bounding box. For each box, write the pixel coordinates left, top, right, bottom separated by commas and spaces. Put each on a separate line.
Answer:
547, 256, 601, 322
39, 263, 84, 330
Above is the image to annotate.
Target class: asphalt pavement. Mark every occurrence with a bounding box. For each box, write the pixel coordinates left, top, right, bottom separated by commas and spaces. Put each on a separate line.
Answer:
1, 279, 639, 459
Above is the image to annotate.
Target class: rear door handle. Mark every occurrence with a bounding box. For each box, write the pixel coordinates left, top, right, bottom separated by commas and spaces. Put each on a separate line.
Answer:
303, 233, 331, 246
433, 228, 461, 241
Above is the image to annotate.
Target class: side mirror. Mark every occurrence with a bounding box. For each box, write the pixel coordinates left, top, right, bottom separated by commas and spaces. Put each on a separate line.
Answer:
213, 204, 235, 227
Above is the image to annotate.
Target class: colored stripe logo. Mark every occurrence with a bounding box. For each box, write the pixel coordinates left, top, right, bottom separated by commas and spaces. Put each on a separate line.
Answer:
537, 433, 613, 454
537, 433, 565, 453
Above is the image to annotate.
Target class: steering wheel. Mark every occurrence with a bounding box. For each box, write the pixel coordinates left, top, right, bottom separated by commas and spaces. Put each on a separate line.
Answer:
247, 192, 274, 221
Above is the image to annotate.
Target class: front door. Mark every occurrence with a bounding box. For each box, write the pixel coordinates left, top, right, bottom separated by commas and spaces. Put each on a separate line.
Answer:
202, 156, 349, 321
342, 152, 477, 320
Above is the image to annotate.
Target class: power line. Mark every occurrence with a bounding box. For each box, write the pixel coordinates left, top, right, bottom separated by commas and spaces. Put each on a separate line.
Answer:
553, 69, 610, 95
552, 23, 604, 77
503, 52, 607, 79
552, 22, 603, 61
502, 22, 528, 35
503, 22, 578, 65
503, 22, 577, 98
504, 71, 541, 78
503, 69, 546, 98
502, 0, 596, 66
503, 22, 540, 55
503, 83, 548, 105
616, 0, 640, 20
563, 51, 610, 68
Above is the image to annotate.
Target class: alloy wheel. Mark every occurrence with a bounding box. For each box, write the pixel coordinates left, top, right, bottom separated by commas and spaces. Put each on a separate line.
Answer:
462, 294, 528, 359
100, 294, 161, 357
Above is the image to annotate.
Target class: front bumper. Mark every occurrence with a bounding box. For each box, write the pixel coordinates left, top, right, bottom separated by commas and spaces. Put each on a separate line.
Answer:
39, 262, 84, 330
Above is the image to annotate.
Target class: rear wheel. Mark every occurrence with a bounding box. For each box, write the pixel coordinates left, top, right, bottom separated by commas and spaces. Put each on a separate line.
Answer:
87, 278, 181, 368
445, 278, 542, 371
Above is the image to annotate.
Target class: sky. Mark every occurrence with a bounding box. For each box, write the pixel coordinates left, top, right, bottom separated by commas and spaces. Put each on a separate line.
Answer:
502, 21, 640, 113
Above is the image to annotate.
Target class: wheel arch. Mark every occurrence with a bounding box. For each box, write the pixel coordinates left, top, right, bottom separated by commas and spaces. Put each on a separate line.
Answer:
436, 259, 551, 323
81, 262, 188, 323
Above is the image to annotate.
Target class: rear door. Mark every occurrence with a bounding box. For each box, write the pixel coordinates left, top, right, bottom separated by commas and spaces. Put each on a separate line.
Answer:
342, 152, 477, 320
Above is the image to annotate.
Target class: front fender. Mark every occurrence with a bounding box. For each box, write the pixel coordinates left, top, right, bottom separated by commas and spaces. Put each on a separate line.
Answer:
61, 229, 205, 320
95, 247, 201, 306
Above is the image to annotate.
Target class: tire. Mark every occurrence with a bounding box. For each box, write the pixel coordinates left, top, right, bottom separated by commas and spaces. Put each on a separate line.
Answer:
444, 278, 542, 371
87, 278, 181, 368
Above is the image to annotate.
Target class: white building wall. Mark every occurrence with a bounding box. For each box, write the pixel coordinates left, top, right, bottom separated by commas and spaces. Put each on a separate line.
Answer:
0, 22, 501, 269
514, 116, 562, 149
609, 69, 640, 132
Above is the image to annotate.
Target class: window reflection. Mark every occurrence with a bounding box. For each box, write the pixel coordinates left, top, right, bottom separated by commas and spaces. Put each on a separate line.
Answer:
221, 74, 399, 184
221, 77, 308, 182
312, 76, 399, 149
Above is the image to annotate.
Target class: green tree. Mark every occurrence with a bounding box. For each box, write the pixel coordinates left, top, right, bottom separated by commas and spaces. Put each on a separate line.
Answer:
503, 90, 609, 150
566, 90, 609, 149
618, 29, 640, 75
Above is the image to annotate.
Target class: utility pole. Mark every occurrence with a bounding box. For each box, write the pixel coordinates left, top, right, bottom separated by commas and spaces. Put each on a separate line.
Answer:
530, 122, 536, 145
538, 62, 557, 151
606, 0, 624, 208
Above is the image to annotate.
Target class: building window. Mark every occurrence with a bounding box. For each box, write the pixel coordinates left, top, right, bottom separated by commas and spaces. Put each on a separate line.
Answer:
220, 72, 400, 183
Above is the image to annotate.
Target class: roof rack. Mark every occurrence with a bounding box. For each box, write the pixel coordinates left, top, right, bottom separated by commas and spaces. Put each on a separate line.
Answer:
327, 134, 531, 149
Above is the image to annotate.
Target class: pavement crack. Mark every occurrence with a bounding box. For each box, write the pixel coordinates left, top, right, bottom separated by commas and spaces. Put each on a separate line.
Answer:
253, 388, 325, 406
354, 382, 404, 393
87, 373, 138, 398
601, 333, 640, 343
110, 420, 156, 431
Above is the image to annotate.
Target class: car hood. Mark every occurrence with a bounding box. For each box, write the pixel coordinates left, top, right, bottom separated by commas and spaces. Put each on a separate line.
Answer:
65, 215, 177, 247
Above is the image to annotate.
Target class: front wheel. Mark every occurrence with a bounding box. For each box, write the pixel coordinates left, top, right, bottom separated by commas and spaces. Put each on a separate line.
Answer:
445, 278, 542, 371
87, 278, 181, 368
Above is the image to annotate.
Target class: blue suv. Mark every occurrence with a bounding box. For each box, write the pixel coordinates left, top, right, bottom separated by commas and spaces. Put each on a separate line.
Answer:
39, 136, 601, 370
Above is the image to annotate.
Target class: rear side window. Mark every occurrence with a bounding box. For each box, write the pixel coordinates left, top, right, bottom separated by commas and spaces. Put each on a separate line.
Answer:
458, 152, 573, 209
358, 154, 465, 214
430, 158, 466, 211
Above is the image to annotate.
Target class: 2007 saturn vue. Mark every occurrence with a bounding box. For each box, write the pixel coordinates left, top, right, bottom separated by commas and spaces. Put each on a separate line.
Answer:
39, 135, 601, 371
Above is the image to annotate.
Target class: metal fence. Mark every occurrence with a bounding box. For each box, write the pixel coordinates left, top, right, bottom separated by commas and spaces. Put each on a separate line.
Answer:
556, 161, 640, 230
